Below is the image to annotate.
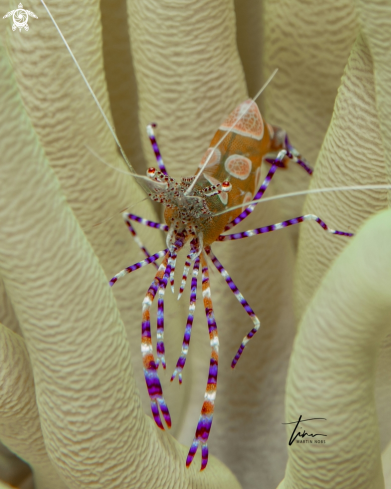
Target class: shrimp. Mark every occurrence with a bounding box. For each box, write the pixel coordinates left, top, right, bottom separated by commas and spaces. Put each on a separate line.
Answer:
108, 100, 354, 470
40, 0, 355, 472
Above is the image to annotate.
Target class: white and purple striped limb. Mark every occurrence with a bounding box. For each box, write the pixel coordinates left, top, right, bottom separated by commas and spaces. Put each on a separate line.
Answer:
109, 248, 169, 286
123, 215, 159, 270
206, 247, 260, 368
171, 257, 200, 384
177, 253, 192, 300
156, 260, 171, 369
147, 123, 168, 175
284, 134, 313, 176
224, 164, 278, 231
294, 157, 313, 176
186, 252, 218, 471
218, 214, 354, 242
168, 253, 177, 293
124, 213, 169, 233
142, 255, 171, 430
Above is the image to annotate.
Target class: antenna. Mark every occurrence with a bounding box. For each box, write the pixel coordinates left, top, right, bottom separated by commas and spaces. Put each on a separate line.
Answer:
212, 184, 391, 218
40, 0, 135, 177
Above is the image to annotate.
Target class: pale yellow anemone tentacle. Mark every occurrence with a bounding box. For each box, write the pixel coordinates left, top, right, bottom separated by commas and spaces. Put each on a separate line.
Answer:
295, 32, 389, 320
0, 322, 66, 489
262, 0, 359, 232
294, 19, 391, 486
280, 209, 391, 489
352, 2, 391, 483
6, 0, 188, 430
0, 37, 240, 489
354, 0, 391, 206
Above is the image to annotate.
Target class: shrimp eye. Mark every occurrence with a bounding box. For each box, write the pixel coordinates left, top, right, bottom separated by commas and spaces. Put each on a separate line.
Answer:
221, 181, 232, 192
147, 167, 156, 177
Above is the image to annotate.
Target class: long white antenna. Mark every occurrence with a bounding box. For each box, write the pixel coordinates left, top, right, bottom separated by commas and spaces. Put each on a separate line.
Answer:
213, 184, 391, 218
85, 145, 169, 191
185, 69, 279, 196
40, 0, 135, 176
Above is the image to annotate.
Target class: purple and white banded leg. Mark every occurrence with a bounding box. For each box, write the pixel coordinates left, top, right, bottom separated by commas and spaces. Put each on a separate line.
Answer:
147, 123, 168, 175
171, 257, 200, 384
225, 147, 313, 233
177, 253, 192, 300
186, 252, 218, 471
109, 248, 169, 286
218, 214, 354, 243
123, 214, 159, 270
156, 260, 171, 369
224, 163, 278, 231
168, 252, 177, 293
124, 213, 169, 233
206, 247, 260, 368
141, 254, 171, 430
284, 134, 313, 176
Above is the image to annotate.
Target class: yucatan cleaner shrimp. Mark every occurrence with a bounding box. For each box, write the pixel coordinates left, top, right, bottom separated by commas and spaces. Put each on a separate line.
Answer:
108, 101, 354, 470
41, 0, 354, 472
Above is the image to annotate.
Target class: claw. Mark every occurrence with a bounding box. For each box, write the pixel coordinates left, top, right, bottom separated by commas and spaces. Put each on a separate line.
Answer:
171, 358, 185, 384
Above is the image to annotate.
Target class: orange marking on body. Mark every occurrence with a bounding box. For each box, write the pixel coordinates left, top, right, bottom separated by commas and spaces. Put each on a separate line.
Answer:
242, 191, 253, 212
267, 123, 274, 139
142, 337, 152, 345
211, 350, 218, 361
198, 148, 221, 169
220, 100, 264, 140
254, 166, 262, 191
204, 297, 212, 310
206, 382, 217, 392
143, 353, 155, 369
224, 155, 252, 180
201, 401, 214, 415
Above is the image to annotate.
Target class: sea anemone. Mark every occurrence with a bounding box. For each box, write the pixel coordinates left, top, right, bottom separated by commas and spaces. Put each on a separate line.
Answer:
0, 1, 390, 488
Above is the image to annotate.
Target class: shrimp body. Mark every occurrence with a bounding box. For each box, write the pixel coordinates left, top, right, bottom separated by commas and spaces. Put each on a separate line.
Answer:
163, 100, 286, 247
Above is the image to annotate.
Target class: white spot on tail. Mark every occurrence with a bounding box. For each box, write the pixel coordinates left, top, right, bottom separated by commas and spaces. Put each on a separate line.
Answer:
225, 155, 252, 180
220, 100, 264, 140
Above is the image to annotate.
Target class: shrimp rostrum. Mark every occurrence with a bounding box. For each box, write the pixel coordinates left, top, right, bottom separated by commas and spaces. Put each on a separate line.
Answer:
109, 99, 353, 470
